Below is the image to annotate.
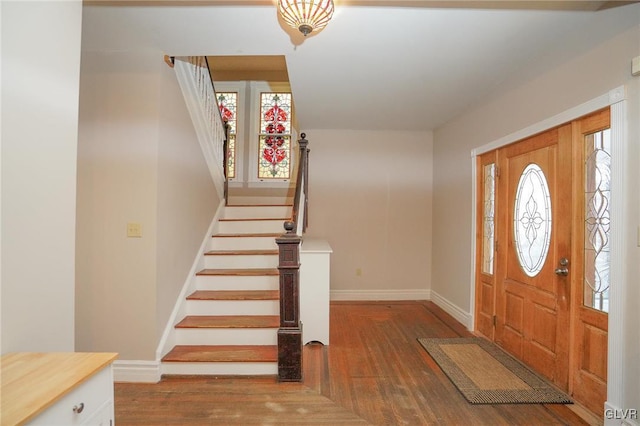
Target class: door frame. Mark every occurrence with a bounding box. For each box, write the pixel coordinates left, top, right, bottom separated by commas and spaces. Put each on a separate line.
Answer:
469, 86, 628, 418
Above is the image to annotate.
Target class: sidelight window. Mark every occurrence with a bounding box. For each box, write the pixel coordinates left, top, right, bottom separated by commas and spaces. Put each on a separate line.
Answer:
583, 129, 611, 312
482, 163, 496, 275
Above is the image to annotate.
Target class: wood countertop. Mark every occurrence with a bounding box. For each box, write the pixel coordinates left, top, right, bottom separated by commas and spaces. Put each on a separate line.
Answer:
1, 352, 118, 426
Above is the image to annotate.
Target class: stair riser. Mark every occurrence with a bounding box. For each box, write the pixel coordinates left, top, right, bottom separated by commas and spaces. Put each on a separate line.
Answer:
218, 220, 286, 234
223, 206, 291, 219
161, 362, 278, 376
175, 328, 278, 345
195, 275, 279, 291
203, 255, 278, 269
209, 237, 278, 251
186, 300, 279, 316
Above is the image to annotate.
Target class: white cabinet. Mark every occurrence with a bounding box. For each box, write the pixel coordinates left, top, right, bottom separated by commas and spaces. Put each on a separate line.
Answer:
28, 365, 114, 425
1, 352, 118, 426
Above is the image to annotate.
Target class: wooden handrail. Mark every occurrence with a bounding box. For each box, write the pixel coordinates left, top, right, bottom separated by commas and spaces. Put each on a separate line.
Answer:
276, 133, 310, 382
290, 133, 309, 232
303, 136, 310, 232
222, 121, 230, 205
203, 56, 230, 205
203, 56, 226, 128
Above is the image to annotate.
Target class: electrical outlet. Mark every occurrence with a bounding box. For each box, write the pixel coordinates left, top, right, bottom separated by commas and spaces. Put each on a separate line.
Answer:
127, 222, 142, 238
356, 268, 362, 276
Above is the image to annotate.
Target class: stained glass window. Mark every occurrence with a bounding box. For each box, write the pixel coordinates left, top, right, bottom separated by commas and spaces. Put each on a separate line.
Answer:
514, 164, 552, 277
584, 129, 611, 313
482, 163, 496, 275
217, 92, 237, 179
258, 93, 292, 179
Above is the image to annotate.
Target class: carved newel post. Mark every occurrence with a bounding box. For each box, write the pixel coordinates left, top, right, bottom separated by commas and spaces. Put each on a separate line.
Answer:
276, 220, 303, 381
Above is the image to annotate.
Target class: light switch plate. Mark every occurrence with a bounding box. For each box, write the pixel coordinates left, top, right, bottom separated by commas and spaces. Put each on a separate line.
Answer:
127, 222, 142, 238
632, 56, 640, 76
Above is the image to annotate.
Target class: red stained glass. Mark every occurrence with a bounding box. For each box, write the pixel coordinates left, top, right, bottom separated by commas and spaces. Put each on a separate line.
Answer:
259, 93, 292, 179
216, 92, 237, 178
220, 106, 233, 122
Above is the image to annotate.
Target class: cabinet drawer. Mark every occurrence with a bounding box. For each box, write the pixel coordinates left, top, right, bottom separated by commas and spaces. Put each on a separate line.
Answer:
28, 366, 113, 426
82, 399, 114, 426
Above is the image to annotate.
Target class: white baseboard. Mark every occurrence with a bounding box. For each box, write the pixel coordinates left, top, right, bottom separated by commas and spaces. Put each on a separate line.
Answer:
113, 360, 161, 383
429, 290, 472, 330
605, 402, 640, 426
330, 289, 431, 301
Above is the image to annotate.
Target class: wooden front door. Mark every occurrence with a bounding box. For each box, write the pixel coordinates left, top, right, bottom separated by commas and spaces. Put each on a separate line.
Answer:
495, 124, 573, 390
475, 108, 611, 415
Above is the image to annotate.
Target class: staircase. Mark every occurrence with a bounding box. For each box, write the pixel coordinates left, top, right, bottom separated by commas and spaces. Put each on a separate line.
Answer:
161, 204, 291, 376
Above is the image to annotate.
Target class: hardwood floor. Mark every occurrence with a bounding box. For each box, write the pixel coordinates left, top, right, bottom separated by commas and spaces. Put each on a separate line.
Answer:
115, 301, 592, 425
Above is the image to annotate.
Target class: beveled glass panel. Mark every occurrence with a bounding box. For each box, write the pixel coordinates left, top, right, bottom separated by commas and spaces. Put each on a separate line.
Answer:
216, 92, 237, 179
513, 164, 552, 277
258, 93, 292, 179
583, 129, 611, 313
482, 163, 496, 275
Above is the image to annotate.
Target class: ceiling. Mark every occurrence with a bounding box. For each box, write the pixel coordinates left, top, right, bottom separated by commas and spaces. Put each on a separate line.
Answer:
81, 1, 640, 131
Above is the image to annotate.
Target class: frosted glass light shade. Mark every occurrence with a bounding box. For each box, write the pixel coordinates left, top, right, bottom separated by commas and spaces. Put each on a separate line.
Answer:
278, 0, 334, 36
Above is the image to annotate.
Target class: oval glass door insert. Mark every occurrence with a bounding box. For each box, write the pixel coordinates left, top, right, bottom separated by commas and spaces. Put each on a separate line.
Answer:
514, 163, 552, 277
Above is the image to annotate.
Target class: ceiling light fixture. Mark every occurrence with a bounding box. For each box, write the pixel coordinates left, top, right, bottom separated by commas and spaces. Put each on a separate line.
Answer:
278, 0, 334, 37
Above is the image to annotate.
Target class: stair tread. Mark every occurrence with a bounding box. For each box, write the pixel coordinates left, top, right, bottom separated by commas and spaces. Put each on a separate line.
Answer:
212, 233, 282, 238
204, 249, 279, 256
196, 268, 279, 276
176, 315, 280, 328
162, 345, 278, 363
219, 217, 290, 222
188, 290, 279, 300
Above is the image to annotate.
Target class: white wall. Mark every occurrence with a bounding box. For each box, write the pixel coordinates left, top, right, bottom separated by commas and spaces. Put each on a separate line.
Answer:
432, 12, 639, 415
1, 0, 83, 353
76, 51, 160, 360
304, 130, 433, 300
76, 50, 219, 360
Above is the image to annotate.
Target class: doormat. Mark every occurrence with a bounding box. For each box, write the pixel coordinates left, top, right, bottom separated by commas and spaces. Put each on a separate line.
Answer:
418, 337, 573, 404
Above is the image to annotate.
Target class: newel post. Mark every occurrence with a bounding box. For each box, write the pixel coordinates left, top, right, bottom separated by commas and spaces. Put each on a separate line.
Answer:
276, 221, 303, 381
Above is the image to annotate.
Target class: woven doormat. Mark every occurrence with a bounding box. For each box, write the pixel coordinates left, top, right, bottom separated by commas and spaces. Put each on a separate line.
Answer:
418, 337, 573, 404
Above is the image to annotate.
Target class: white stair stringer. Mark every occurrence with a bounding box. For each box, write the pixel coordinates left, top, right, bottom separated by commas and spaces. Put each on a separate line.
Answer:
161, 204, 291, 377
